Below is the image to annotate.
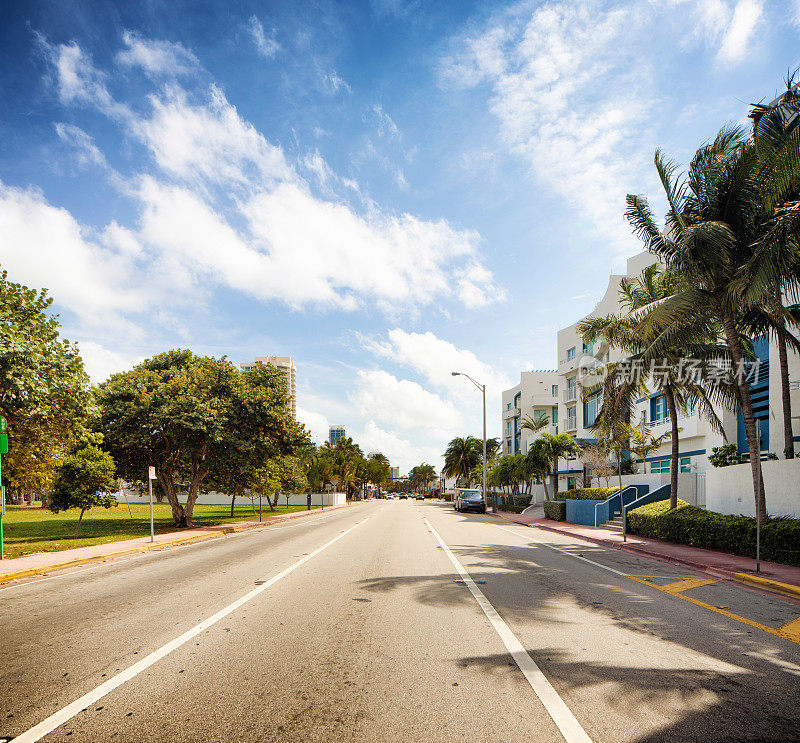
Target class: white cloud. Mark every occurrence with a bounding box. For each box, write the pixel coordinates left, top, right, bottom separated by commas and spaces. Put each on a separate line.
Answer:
248, 16, 280, 59
297, 406, 330, 445
33, 35, 500, 330
351, 369, 462, 436
116, 30, 200, 77
0, 182, 147, 332
369, 104, 401, 139
322, 70, 351, 95
77, 341, 144, 383
440, 2, 652, 258
354, 421, 442, 474
362, 328, 512, 397
136, 85, 294, 188
716, 0, 762, 64
54, 123, 107, 169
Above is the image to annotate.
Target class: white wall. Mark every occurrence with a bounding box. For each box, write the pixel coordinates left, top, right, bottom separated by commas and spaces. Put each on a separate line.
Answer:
115, 487, 345, 508
706, 459, 800, 518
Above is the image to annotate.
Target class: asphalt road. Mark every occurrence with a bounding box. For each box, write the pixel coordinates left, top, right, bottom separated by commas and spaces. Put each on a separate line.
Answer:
2, 500, 800, 742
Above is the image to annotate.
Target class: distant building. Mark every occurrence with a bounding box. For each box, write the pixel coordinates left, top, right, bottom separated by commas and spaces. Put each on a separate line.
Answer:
390, 466, 400, 480
329, 425, 345, 445
240, 356, 297, 419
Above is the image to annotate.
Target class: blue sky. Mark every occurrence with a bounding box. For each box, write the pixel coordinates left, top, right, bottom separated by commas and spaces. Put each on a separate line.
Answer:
1, 0, 798, 472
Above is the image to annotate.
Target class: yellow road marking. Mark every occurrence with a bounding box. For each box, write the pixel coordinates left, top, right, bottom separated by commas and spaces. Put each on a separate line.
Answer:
628, 576, 800, 646
779, 617, 800, 641
660, 578, 719, 594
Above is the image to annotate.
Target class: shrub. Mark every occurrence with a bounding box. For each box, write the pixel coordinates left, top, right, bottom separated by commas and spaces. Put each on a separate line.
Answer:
555, 486, 620, 501
543, 500, 566, 521
627, 500, 800, 567
709, 444, 740, 468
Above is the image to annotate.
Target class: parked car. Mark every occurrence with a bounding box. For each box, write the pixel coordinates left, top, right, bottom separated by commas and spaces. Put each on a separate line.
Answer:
399, 494, 408, 499
413, 493, 424, 500
454, 488, 485, 514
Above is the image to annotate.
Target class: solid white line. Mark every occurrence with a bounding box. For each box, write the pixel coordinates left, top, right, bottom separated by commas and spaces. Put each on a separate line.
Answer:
12, 517, 369, 743
424, 518, 592, 743
493, 524, 629, 577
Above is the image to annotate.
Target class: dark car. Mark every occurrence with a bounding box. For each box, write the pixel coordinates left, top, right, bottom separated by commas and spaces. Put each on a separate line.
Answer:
455, 488, 485, 513
414, 493, 424, 500
399, 494, 408, 499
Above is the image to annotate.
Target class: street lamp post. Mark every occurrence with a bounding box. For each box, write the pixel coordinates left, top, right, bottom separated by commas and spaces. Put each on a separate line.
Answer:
451, 372, 490, 512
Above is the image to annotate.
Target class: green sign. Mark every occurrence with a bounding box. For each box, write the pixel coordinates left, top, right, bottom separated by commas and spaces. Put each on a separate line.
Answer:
0, 435, 7, 455
0, 417, 5, 432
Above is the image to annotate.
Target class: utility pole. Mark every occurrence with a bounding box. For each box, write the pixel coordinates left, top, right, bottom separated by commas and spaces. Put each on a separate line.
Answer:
0, 417, 7, 560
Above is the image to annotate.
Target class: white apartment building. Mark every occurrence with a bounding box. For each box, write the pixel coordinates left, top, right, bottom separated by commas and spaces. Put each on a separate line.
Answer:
504, 250, 748, 491
501, 370, 559, 457
240, 356, 297, 419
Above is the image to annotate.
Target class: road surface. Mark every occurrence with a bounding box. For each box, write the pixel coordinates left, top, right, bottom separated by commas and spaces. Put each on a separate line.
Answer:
1, 500, 799, 742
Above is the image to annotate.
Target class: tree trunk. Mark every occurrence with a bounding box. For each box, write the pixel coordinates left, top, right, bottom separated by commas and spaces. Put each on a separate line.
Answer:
74, 508, 85, 538
157, 470, 185, 526
551, 456, 558, 497
721, 309, 767, 521
777, 320, 795, 458
664, 383, 680, 509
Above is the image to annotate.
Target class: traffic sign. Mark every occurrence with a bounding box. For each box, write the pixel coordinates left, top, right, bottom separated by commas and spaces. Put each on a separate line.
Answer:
148, 466, 156, 480
0, 417, 5, 432
0, 435, 7, 455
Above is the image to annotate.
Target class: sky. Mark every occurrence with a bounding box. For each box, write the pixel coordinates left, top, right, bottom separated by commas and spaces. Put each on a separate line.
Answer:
1, 0, 798, 473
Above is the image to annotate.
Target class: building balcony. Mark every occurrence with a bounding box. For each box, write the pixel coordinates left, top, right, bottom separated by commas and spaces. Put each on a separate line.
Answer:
502, 406, 520, 420
563, 417, 578, 432
563, 387, 578, 402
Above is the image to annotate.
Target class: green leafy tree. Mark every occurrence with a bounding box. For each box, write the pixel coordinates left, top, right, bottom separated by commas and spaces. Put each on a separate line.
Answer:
97, 351, 303, 526
49, 445, 117, 537
535, 433, 581, 498
0, 271, 95, 499
367, 452, 391, 497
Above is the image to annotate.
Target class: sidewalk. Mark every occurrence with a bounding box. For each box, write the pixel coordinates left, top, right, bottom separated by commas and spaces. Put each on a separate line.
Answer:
496, 509, 800, 599
0, 503, 352, 583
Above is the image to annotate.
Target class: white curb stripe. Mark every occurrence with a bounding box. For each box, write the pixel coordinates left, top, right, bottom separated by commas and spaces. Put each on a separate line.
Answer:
12, 517, 369, 743
425, 518, 593, 743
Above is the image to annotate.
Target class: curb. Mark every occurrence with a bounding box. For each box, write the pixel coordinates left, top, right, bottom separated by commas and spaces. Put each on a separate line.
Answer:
500, 516, 800, 600
733, 572, 800, 599
0, 503, 353, 584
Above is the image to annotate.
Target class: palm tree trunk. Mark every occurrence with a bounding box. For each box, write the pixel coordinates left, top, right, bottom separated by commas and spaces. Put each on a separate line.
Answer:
551, 456, 558, 497
664, 383, 680, 508
721, 309, 767, 521
777, 320, 794, 458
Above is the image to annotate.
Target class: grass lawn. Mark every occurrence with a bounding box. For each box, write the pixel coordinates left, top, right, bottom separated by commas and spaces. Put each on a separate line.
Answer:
0, 502, 321, 560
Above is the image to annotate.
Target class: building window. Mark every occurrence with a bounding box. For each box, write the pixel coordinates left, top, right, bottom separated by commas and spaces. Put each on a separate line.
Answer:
583, 389, 602, 428
514, 392, 521, 410
582, 342, 593, 356
552, 384, 558, 397
567, 407, 577, 429
651, 395, 668, 422
566, 347, 576, 361
680, 456, 691, 473
567, 476, 576, 490
651, 459, 670, 474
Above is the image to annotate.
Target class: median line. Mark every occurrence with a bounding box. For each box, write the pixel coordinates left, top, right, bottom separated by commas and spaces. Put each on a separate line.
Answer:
425, 518, 593, 743
11, 517, 369, 743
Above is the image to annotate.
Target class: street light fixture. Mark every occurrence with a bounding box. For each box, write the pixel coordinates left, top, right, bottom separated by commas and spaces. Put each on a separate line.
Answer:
451, 371, 490, 512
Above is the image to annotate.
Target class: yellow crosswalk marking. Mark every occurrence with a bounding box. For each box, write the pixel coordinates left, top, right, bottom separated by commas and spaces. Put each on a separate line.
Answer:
660, 578, 718, 594
779, 617, 800, 641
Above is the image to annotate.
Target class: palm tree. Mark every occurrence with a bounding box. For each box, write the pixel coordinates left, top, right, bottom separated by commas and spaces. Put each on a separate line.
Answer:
580, 263, 729, 507
624, 125, 800, 520
535, 432, 581, 498
442, 436, 482, 487
521, 413, 550, 438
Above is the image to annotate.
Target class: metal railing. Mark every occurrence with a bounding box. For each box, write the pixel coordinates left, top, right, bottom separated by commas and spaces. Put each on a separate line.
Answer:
622, 484, 671, 537
563, 387, 578, 402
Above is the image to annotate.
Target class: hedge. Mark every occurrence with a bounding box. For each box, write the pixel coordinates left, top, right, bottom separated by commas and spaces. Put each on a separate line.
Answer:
627, 500, 800, 567
555, 486, 620, 501
543, 500, 566, 521
495, 494, 531, 514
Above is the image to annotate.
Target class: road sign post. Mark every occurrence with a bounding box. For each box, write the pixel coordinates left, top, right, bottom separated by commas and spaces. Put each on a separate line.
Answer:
148, 466, 156, 543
